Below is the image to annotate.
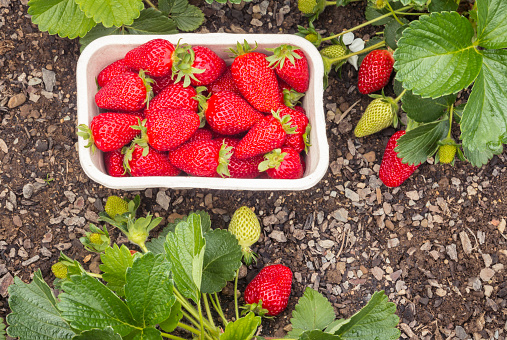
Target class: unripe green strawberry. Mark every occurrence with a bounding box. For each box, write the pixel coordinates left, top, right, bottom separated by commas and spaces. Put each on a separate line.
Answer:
89, 233, 102, 244
105, 196, 129, 218
438, 143, 457, 164
354, 96, 398, 138
51, 262, 68, 279
305, 34, 318, 43
374, 0, 388, 9
320, 44, 347, 59
228, 206, 261, 265
298, 0, 317, 14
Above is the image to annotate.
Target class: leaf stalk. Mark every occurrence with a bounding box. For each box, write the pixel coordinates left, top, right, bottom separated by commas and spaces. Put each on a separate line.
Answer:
234, 269, 240, 321
143, 0, 157, 9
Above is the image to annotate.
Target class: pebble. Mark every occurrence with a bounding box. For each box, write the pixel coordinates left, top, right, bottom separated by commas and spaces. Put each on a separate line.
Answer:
405, 190, 420, 200
484, 285, 494, 297
470, 277, 482, 291
263, 214, 279, 226
344, 188, 359, 202
269, 230, 287, 242
156, 190, 171, 210
387, 238, 399, 248
318, 240, 335, 248
459, 231, 472, 254
64, 191, 76, 203
446, 244, 458, 260
42, 68, 56, 92
0, 139, 8, 153
479, 268, 495, 282
455, 325, 468, 339
371, 266, 384, 280
22, 255, 39, 267
0, 273, 14, 297
332, 208, 348, 222
8, 93, 26, 108
482, 253, 492, 267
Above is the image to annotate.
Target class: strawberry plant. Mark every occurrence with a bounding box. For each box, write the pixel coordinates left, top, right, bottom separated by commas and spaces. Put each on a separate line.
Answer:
5, 199, 401, 339
27, 0, 205, 51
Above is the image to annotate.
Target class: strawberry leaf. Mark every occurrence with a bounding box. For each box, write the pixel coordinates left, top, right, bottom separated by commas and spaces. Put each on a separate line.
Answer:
298, 330, 340, 339
476, 0, 507, 49
99, 245, 135, 297
428, 0, 458, 12
79, 24, 125, 52
364, 1, 405, 26
0, 318, 5, 340
394, 120, 449, 166
74, 0, 144, 28
460, 49, 507, 166
159, 301, 182, 333
170, 4, 205, 32
221, 312, 261, 340
394, 12, 483, 98
27, 0, 96, 39
159, 0, 189, 15
6, 270, 76, 340
127, 8, 178, 35
126, 327, 162, 339
384, 18, 408, 50
72, 327, 122, 339
125, 253, 175, 327
288, 287, 336, 337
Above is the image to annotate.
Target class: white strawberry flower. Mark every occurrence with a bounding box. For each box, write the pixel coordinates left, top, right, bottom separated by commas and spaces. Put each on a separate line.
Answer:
347, 37, 365, 71
342, 32, 355, 45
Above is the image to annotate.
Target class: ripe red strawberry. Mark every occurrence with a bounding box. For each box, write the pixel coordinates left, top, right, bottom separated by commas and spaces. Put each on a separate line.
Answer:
284, 123, 311, 153
97, 59, 132, 88
135, 108, 200, 151
259, 147, 304, 179
230, 41, 282, 113
124, 144, 180, 177
104, 149, 127, 177
144, 83, 199, 117
277, 104, 308, 135
357, 49, 394, 95
124, 39, 175, 78
234, 111, 296, 160
267, 45, 309, 93
95, 71, 153, 112
219, 138, 263, 178
151, 74, 174, 95
244, 264, 293, 316
168, 139, 230, 177
78, 112, 141, 152
187, 127, 214, 143
173, 45, 227, 87
208, 66, 241, 95
204, 91, 264, 135
379, 130, 420, 187
278, 79, 305, 108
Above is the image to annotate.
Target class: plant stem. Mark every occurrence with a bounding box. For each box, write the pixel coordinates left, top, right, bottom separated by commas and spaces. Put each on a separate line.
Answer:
177, 322, 202, 336
143, 0, 157, 9
394, 89, 407, 103
327, 40, 386, 64
321, 5, 412, 42
182, 310, 202, 330
198, 301, 206, 340
87, 272, 102, 279
212, 293, 229, 327
160, 332, 187, 340
139, 243, 149, 253
234, 269, 240, 321
386, 0, 404, 25
447, 105, 454, 138
202, 293, 216, 329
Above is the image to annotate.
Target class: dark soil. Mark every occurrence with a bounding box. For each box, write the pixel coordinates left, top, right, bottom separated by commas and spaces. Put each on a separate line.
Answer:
0, 0, 506, 339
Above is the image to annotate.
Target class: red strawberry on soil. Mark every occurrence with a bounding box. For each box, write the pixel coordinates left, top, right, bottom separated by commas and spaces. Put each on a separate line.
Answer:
203, 91, 264, 135
208, 66, 241, 95
379, 130, 420, 187
124, 144, 180, 177
97, 59, 132, 88
219, 138, 263, 178
173, 45, 227, 87
230, 40, 282, 113
234, 110, 296, 160
267, 45, 309, 93
124, 39, 175, 78
134, 108, 200, 152
144, 82, 199, 117
78, 112, 141, 152
95, 71, 153, 112
104, 149, 127, 177
259, 147, 304, 179
168, 139, 230, 177
357, 49, 394, 95
244, 264, 293, 316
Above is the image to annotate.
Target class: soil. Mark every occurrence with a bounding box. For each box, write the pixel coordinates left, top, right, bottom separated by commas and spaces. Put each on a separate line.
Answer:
0, 0, 506, 339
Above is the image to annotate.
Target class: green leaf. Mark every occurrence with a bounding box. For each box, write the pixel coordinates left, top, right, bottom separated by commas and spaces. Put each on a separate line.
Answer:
170, 4, 204, 32
79, 24, 125, 52
428, 0, 459, 12
72, 327, 122, 340
221, 312, 261, 340
100, 244, 135, 297
127, 8, 178, 35
477, 0, 507, 49
27, 0, 96, 39
159, 301, 182, 333
159, 0, 188, 15
394, 12, 483, 98
59, 274, 137, 335
201, 229, 242, 294
395, 120, 449, 165
324, 319, 349, 333
333, 291, 400, 340
460, 49, 507, 166
164, 213, 206, 303
463, 143, 503, 167
384, 18, 409, 50
0, 318, 5, 340
7, 270, 76, 340
298, 330, 340, 340
125, 252, 175, 327
364, 1, 404, 26
129, 327, 162, 340
74, 0, 144, 27
288, 287, 336, 337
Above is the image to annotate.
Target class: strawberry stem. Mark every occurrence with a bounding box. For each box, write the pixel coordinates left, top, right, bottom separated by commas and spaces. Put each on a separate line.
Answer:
143, 0, 157, 9
159, 332, 187, 340
203, 293, 216, 328
386, 0, 404, 25
210, 293, 228, 327
234, 269, 240, 321
326, 40, 386, 64
447, 104, 454, 138
394, 89, 407, 103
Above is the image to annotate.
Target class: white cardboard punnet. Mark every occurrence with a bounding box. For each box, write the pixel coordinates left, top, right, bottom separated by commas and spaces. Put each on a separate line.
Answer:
77, 34, 329, 190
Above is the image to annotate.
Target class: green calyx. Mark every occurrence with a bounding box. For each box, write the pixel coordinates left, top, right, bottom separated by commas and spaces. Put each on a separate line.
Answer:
194, 86, 210, 128
80, 224, 111, 253
228, 39, 258, 57
216, 141, 234, 178
77, 124, 96, 153
258, 148, 287, 172
272, 110, 297, 135
171, 44, 206, 88
303, 123, 312, 153
283, 88, 305, 108
296, 22, 322, 47
131, 118, 150, 157
241, 300, 272, 318
138, 69, 154, 109
266, 44, 302, 69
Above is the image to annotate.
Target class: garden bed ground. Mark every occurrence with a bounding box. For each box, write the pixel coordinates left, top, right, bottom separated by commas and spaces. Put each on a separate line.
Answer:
0, 0, 506, 339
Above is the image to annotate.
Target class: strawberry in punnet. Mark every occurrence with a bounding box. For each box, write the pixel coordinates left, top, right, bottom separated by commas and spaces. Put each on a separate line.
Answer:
202, 91, 264, 135
230, 40, 283, 113
379, 130, 420, 187
259, 147, 304, 179
278, 104, 309, 135
95, 71, 153, 112
133, 108, 200, 152
124, 39, 176, 78
172, 45, 227, 87
243, 264, 293, 316
124, 144, 181, 177
284, 124, 311, 153
354, 94, 399, 138
97, 59, 132, 88
357, 49, 394, 95
104, 149, 127, 177
267, 44, 309, 93
151, 74, 174, 95
78, 112, 141, 152
219, 138, 263, 179
168, 139, 231, 177
207, 66, 241, 95
187, 127, 214, 143
144, 82, 199, 117
234, 110, 296, 160
228, 206, 261, 265
278, 79, 305, 108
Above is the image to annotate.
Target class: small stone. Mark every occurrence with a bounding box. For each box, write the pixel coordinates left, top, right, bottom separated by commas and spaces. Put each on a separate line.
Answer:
479, 268, 495, 282
64, 191, 76, 203
470, 277, 482, 291
8, 93, 27, 108
0, 273, 14, 297
363, 151, 376, 163
22, 255, 40, 267
42, 68, 56, 92
42, 232, 53, 243
371, 266, 384, 281
387, 238, 399, 248
459, 231, 473, 254
318, 240, 335, 248
269, 230, 287, 242
156, 190, 171, 210
263, 215, 279, 226
405, 190, 420, 200
345, 188, 360, 202
435, 288, 447, 297
484, 285, 494, 297
482, 253, 492, 267
446, 244, 458, 261
13, 215, 22, 227
55, 243, 72, 251
40, 247, 52, 257
332, 208, 348, 222
238, 264, 247, 279
455, 325, 468, 340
